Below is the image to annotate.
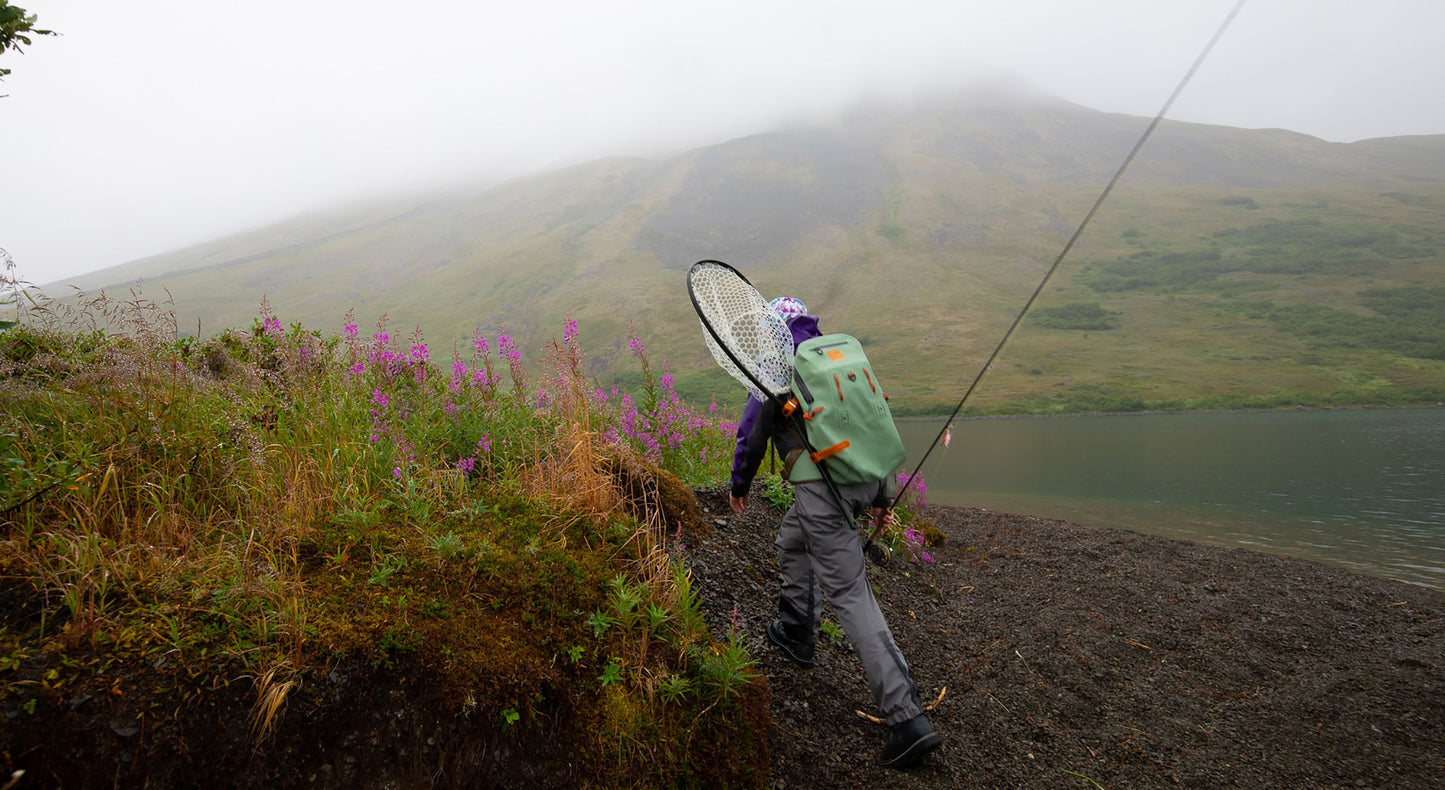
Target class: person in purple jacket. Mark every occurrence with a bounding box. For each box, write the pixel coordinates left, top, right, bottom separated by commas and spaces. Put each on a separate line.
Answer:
729, 296, 942, 770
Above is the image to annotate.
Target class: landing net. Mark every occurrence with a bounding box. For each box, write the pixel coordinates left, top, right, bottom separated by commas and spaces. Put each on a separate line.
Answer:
686, 260, 794, 403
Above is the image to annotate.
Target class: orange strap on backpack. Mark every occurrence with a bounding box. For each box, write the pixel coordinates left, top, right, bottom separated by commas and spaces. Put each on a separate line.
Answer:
809, 440, 850, 464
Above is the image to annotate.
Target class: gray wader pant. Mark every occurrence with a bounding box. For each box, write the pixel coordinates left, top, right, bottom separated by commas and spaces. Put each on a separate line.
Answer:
777, 479, 923, 726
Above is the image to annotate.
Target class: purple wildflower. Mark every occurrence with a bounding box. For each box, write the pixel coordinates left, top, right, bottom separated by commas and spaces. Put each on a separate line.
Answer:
498, 333, 520, 363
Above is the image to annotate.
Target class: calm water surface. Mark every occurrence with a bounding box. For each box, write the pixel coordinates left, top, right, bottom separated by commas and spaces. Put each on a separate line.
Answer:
896, 408, 1445, 589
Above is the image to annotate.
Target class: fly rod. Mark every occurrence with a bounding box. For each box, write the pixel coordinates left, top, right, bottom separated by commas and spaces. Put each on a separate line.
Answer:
885, 0, 1250, 520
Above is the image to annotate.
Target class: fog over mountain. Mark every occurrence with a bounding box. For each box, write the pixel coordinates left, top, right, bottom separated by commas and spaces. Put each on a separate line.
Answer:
38, 89, 1444, 413
5, 0, 1444, 286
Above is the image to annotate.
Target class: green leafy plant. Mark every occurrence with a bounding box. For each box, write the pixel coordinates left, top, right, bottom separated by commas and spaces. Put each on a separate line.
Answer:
667, 559, 707, 647
819, 619, 844, 644
644, 603, 671, 636
658, 673, 693, 705
586, 610, 616, 638
427, 531, 465, 561
607, 574, 643, 630
598, 659, 623, 687
367, 554, 406, 588
760, 472, 793, 509
695, 605, 755, 701
696, 639, 753, 701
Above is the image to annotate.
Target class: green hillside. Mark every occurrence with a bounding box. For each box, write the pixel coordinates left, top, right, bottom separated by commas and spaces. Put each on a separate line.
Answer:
45, 90, 1445, 415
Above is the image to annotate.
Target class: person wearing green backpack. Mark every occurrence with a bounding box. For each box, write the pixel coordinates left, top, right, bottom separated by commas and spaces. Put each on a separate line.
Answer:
729, 296, 942, 770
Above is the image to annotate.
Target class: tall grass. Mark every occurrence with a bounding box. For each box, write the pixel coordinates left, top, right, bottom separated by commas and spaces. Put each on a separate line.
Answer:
0, 263, 756, 783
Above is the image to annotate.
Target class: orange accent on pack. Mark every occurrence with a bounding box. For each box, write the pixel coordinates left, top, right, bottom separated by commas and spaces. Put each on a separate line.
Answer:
834, 375, 843, 400
826, 349, 845, 361
803, 406, 824, 421
809, 440, 850, 464
782, 397, 798, 418
864, 368, 877, 393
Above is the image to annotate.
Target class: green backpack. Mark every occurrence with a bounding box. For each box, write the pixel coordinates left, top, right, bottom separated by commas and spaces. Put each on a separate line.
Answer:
785, 334, 907, 486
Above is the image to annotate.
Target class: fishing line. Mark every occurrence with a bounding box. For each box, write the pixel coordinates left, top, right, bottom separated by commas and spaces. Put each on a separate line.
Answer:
890, 0, 1249, 513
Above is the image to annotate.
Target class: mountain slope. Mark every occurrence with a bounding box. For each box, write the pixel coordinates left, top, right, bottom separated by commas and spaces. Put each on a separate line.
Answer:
44, 90, 1445, 413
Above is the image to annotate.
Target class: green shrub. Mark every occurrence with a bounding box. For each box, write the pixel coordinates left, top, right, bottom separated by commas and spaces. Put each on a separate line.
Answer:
1032, 301, 1121, 331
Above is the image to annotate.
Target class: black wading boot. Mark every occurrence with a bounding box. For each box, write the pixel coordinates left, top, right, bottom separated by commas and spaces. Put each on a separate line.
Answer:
765, 620, 815, 668
879, 714, 941, 769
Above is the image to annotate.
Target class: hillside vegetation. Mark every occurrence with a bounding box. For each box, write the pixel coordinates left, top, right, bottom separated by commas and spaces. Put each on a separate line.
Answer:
43, 90, 1445, 414
0, 282, 796, 786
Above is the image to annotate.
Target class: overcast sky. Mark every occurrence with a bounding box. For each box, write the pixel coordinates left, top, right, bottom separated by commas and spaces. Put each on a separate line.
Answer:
3, 0, 1443, 285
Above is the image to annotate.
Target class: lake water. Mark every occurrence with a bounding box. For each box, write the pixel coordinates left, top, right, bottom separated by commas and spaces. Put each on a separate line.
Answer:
896, 408, 1445, 590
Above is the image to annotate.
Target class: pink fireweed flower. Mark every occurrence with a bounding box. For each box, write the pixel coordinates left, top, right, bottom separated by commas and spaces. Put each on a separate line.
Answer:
903, 526, 934, 563
449, 347, 468, 394
476, 436, 492, 454
497, 333, 520, 363
349, 362, 365, 377
897, 471, 929, 511
345, 322, 359, 341
455, 457, 476, 474
408, 342, 430, 383
563, 314, 579, 345
258, 296, 283, 337
371, 390, 389, 408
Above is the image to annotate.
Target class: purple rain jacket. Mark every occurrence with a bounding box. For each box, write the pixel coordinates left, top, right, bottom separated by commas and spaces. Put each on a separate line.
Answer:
729, 313, 821, 498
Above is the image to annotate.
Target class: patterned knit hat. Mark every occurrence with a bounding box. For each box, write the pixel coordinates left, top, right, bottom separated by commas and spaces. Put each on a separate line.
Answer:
769, 296, 808, 323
